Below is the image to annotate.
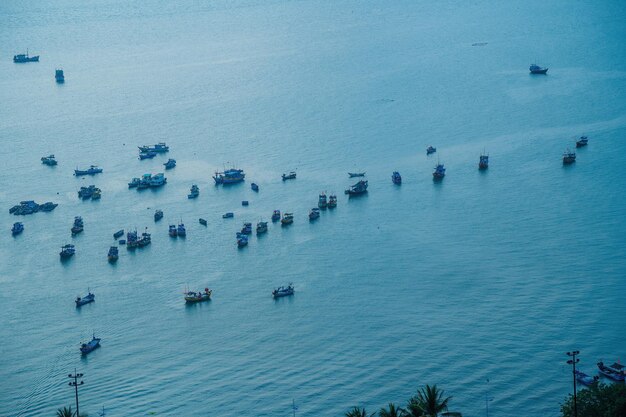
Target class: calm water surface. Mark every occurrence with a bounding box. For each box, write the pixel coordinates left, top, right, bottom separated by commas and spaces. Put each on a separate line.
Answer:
1, 0, 626, 416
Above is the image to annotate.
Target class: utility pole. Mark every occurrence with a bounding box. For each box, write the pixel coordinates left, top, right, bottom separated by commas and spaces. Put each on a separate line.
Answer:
566, 351, 580, 417
68, 369, 84, 416
485, 378, 493, 417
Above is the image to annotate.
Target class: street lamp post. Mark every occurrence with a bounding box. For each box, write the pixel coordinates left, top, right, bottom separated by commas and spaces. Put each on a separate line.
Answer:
68, 369, 84, 416
566, 351, 580, 417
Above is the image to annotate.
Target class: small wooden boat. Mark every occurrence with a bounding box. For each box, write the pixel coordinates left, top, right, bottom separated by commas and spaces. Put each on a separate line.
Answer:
184, 288, 212, 303
271, 210, 281, 222
345, 180, 368, 195
60, 244, 75, 258
242, 200, 249, 206
392, 171, 402, 184
163, 159, 176, 169
318, 193, 327, 209
282, 171, 296, 181
597, 361, 626, 381
237, 234, 248, 247
107, 246, 118, 262
138, 151, 157, 160
281, 212, 294, 225
426, 146, 436, 155
433, 164, 446, 180
241, 223, 252, 234
11, 222, 24, 236
199, 218, 207, 226
576, 136, 588, 148
563, 150, 576, 164
348, 172, 365, 178
168, 224, 177, 237
251, 183, 259, 192
479, 153, 489, 170
188, 184, 199, 199
574, 370, 599, 386
309, 208, 320, 220
272, 284, 294, 298
223, 212, 234, 219
113, 229, 124, 239
154, 210, 163, 222
529, 64, 548, 74
256, 221, 268, 234
80, 333, 101, 354
328, 195, 337, 208
75, 290, 95, 307
55, 69, 64, 83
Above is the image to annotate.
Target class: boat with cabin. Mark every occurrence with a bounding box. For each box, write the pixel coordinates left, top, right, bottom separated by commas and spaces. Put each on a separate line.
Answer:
154, 210, 163, 222
433, 163, 446, 180
164, 158, 176, 169
281, 212, 294, 225
318, 193, 327, 209
128, 177, 140, 188
14, 51, 39, 63
74, 166, 103, 176
282, 171, 297, 181
427, 146, 436, 155
392, 171, 402, 184
256, 221, 268, 234
107, 246, 118, 262
137, 230, 151, 247
271, 210, 281, 222
149, 173, 167, 187
80, 334, 101, 354
563, 150, 576, 164
75, 290, 95, 307
328, 195, 337, 208
272, 284, 294, 298
597, 361, 625, 381
177, 223, 186, 237
91, 188, 101, 200
40, 202, 58, 212
348, 172, 366, 178
78, 185, 96, 199
60, 244, 75, 258
213, 168, 245, 185
251, 183, 259, 192
574, 370, 599, 386
345, 180, 368, 195
41, 155, 57, 166
188, 184, 199, 199
576, 136, 589, 148
11, 222, 24, 235
479, 153, 489, 170
71, 217, 84, 235
138, 151, 157, 160
223, 212, 234, 219
55, 69, 64, 83
529, 64, 548, 74
241, 222, 252, 234
184, 288, 212, 303
237, 233, 248, 247
138, 142, 169, 153
168, 225, 177, 237
309, 208, 320, 220
126, 230, 138, 248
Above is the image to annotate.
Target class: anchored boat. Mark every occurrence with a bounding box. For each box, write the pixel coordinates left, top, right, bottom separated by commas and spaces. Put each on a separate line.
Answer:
479, 153, 489, 170
138, 142, 169, 153
256, 221, 268, 234
282, 171, 296, 181
597, 361, 625, 381
529, 64, 548, 74
563, 150, 576, 164
74, 165, 103, 176
80, 333, 101, 354
427, 146, 436, 155
107, 246, 118, 262
41, 155, 57, 166
188, 184, 199, 199
184, 288, 212, 303
154, 210, 163, 222
574, 370, 599, 386
272, 284, 294, 298
281, 212, 294, 225
392, 171, 402, 184
309, 208, 320, 220
576, 136, 589, 148
164, 158, 176, 169
271, 210, 281, 222
213, 168, 245, 185
318, 193, 328, 209
345, 180, 368, 195
348, 172, 366, 178
55, 69, 64, 83
328, 195, 337, 208
433, 164, 446, 180
14, 51, 39, 63
75, 290, 95, 307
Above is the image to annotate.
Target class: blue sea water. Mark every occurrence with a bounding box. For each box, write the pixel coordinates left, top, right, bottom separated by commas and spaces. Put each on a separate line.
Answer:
1, 0, 626, 416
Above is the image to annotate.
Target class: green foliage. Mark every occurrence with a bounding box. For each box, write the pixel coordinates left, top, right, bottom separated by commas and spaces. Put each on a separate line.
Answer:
561, 382, 626, 417
379, 403, 404, 417
56, 407, 74, 417
409, 385, 452, 417
345, 406, 374, 417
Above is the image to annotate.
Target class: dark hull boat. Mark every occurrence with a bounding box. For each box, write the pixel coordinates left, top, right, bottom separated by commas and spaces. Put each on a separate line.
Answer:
433, 164, 446, 180
138, 142, 169, 153
272, 284, 294, 298
282, 172, 296, 181
113, 229, 124, 239
597, 361, 625, 381
74, 166, 103, 176
251, 183, 259, 192
529, 64, 548, 74
154, 210, 163, 222
392, 171, 402, 184
479, 154, 489, 170
271, 210, 281, 222
576, 136, 588, 148
11, 222, 24, 235
75, 291, 95, 307
348, 172, 365, 178
107, 246, 118, 262
60, 244, 75, 258
213, 168, 245, 185
185, 288, 212, 303
426, 146, 436, 155
563, 150, 576, 164
80, 334, 101, 354
345, 180, 368, 195
14, 52, 39, 63
574, 370, 598, 386
55, 69, 64, 83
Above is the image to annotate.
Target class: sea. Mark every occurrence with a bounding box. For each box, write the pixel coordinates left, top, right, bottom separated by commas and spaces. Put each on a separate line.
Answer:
1, 0, 625, 416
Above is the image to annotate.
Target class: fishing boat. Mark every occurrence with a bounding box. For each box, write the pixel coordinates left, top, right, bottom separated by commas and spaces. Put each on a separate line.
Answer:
184, 288, 212, 303
138, 142, 169, 153
13, 51, 39, 63
177, 223, 186, 237
576, 136, 589, 148
328, 195, 337, 208
309, 208, 320, 220
137, 173, 152, 189
163, 159, 176, 169
392, 171, 402, 184
574, 370, 599, 386
563, 150, 576, 164
126, 230, 138, 248
345, 180, 368, 195
282, 171, 297, 181
318, 193, 328, 209
237, 234, 248, 247
271, 210, 281, 222
91, 188, 101, 200
427, 146, 437, 155
281, 212, 294, 225
149, 173, 167, 187
223, 212, 234, 219
128, 177, 141, 188
433, 164, 446, 180
251, 183, 259, 192
529, 64, 548, 74
241, 222, 252, 234
242, 200, 249, 206
78, 185, 96, 199
60, 244, 75, 258
137, 230, 151, 247
41, 155, 57, 166
168, 224, 177, 237
74, 166, 103, 176
154, 209, 163, 222
107, 246, 118, 262
213, 168, 245, 185
75, 290, 95, 307
199, 218, 207, 226
597, 361, 626, 381
256, 221, 268, 234
40, 202, 58, 212
348, 172, 366, 178
113, 229, 124, 239
71, 217, 84, 235
55, 69, 64, 83
11, 222, 24, 235
188, 184, 199, 199
80, 333, 101, 354
138, 151, 157, 160
479, 153, 489, 170
272, 284, 294, 298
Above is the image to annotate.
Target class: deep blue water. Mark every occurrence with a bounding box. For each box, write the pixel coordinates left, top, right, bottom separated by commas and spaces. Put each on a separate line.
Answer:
1, 0, 626, 416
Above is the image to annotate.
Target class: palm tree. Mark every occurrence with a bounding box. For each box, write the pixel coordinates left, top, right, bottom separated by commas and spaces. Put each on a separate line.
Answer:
56, 406, 73, 417
402, 397, 424, 417
379, 403, 404, 417
345, 406, 374, 417
409, 385, 452, 417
